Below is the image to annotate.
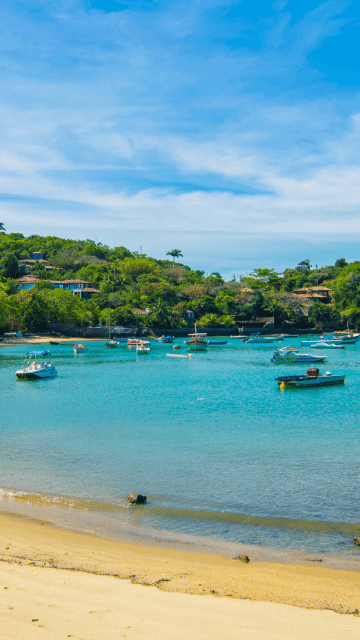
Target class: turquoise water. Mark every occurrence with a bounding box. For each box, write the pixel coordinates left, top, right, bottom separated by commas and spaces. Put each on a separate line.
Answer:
1, 338, 360, 566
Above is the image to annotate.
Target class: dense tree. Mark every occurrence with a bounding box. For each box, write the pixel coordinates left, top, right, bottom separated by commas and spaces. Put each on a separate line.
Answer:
0, 252, 19, 279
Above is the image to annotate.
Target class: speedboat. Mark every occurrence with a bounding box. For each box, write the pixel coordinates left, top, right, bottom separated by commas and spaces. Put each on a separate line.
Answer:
302, 333, 358, 346
276, 368, 345, 389
152, 335, 173, 343
74, 343, 89, 353
16, 351, 57, 379
244, 333, 277, 343
271, 347, 326, 363
136, 343, 151, 354
105, 340, 119, 348
309, 342, 345, 349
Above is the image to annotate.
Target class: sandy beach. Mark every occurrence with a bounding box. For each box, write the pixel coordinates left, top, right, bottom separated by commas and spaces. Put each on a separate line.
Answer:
0, 335, 104, 347
1, 512, 360, 639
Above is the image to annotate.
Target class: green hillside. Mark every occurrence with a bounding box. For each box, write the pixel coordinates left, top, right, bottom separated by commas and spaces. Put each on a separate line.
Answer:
0, 228, 358, 332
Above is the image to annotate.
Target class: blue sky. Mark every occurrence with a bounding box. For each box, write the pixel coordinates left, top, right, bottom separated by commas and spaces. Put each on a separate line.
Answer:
1, 0, 360, 277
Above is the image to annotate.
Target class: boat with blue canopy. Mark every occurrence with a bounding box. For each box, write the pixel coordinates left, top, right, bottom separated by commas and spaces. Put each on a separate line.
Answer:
16, 351, 57, 379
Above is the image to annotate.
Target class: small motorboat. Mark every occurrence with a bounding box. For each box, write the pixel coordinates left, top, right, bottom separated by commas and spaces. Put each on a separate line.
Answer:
136, 343, 151, 354
166, 353, 192, 358
276, 368, 345, 389
127, 338, 149, 346
271, 347, 326, 363
244, 333, 277, 343
206, 340, 228, 345
302, 333, 358, 346
309, 342, 345, 349
152, 335, 173, 343
105, 340, 119, 348
74, 343, 89, 353
173, 344, 181, 349
16, 351, 57, 379
49, 340, 60, 345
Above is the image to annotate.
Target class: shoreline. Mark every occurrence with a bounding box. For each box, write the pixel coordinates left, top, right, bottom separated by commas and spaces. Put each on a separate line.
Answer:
1, 510, 360, 615
0, 336, 106, 347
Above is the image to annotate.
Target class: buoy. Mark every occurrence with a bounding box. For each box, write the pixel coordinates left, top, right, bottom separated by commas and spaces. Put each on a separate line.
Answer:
280, 382, 286, 390
189, 354, 193, 358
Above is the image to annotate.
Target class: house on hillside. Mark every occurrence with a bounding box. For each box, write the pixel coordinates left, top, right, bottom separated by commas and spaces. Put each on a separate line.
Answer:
293, 286, 333, 303
15, 277, 97, 299
50, 280, 97, 299
15, 276, 40, 290
131, 308, 150, 317
18, 252, 58, 275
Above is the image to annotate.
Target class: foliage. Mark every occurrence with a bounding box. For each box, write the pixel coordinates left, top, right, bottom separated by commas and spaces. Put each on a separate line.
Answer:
2, 229, 360, 330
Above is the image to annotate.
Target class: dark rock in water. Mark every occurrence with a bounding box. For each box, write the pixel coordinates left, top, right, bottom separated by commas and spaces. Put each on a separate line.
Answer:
353, 537, 360, 546
233, 554, 250, 563
126, 493, 147, 506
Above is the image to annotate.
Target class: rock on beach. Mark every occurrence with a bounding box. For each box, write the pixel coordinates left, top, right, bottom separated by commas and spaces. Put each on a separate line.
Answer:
126, 493, 147, 506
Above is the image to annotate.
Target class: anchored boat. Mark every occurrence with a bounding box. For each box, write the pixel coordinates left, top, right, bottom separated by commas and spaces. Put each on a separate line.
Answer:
271, 346, 326, 363
16, 351, 57, 379
276, 368, 345, 389
244, 332, 277, 343
152, 335, 173, 343
136, 343, 151, 354
74, 343, 89, 353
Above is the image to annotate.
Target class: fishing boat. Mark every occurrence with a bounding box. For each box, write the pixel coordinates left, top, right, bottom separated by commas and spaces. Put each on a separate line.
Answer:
271, 346, 326, 363
16, 351, 57, 379
136, 343, 151, 354
74, 343, 89, 353
244, 332, 277, 344
185, 325, 207, 351
105, 340, 119, 348
206, 340, 228, 345
152, 335, 173, 343
276, 368, 345, 389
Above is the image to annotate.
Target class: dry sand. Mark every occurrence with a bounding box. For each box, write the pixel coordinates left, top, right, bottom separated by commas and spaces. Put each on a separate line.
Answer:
0, 335, 103, 347
0, 512, 360, 639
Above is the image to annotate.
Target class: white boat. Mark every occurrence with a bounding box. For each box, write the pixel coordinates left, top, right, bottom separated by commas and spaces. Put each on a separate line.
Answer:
74, 343, 89, 353
128, 338, 150, 346
309, 342, 345, 349
271, 347, 326, 363
16, 351, 57, 379
276, 368, 345, 389
136, 343, 151, 354
244, 332, 277, 343
105, 340, 119, 348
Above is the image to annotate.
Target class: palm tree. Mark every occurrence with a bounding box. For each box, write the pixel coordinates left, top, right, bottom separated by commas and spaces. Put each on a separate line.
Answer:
166, 249, 183, 267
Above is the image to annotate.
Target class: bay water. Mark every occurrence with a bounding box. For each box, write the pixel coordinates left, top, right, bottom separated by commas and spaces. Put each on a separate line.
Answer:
1, 337, 360, 567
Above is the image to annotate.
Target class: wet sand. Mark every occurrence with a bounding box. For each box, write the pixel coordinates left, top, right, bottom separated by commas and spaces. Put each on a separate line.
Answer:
0, 512, 360, 639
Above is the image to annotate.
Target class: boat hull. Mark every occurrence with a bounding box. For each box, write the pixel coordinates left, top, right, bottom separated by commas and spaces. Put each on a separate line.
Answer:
16, 369, 57, 379
276, 375, 345, 389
